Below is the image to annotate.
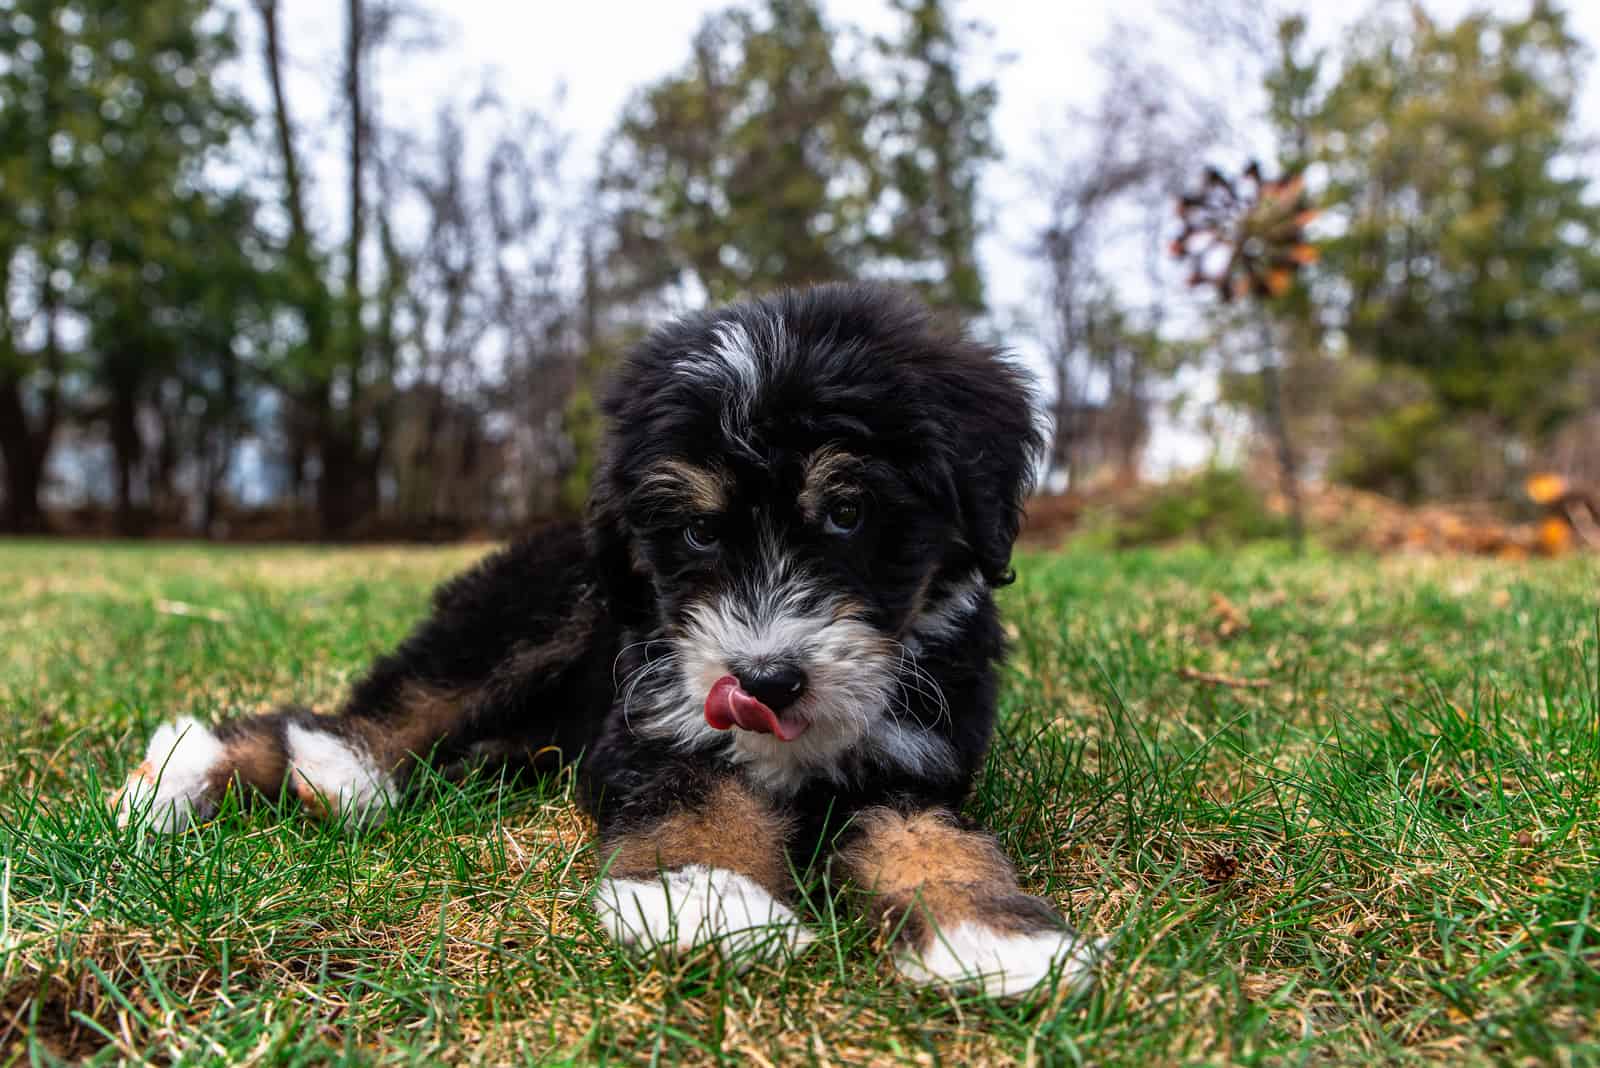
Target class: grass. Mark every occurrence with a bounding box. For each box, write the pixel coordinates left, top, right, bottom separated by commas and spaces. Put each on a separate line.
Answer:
0, 539, 1597, 1065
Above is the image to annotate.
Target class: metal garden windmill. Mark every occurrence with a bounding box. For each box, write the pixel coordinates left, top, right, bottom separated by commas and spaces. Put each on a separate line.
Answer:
1173, 161, 1318, 553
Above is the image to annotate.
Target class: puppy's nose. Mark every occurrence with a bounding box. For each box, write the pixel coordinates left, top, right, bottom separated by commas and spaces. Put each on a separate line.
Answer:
737, 665, 808, 712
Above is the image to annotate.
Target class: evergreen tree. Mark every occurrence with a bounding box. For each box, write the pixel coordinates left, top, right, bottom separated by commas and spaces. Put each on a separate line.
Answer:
601, 0, 997, 312
873, 0, 999, 313
1305, 3, 1600, 492
602, 0, 880, 305
0, 0, 263, 531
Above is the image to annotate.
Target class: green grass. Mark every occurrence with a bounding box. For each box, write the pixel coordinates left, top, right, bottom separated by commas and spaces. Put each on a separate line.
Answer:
1, 540, 1597, 1065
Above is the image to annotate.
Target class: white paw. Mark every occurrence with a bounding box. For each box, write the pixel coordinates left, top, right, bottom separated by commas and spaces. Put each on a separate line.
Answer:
594, 864, 816, 964
897, 921, 1102, 999
113, 717, 226, 832
285, 724, 396, 827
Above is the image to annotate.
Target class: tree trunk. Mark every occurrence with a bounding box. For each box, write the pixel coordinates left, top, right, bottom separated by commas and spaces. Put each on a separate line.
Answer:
315, 0, 375, 539
257, 0, 312, 265
201, 462, 222, 536
346, 0, 365, 336
343, 0, 366, 412
1048, 363, 1080, 491
201, 350, 239, 537
0, 290, 63, 534
316, 417, 361, 538
0, 373, 48, 534
109, 382, 144, 536
257, 0, 332, 358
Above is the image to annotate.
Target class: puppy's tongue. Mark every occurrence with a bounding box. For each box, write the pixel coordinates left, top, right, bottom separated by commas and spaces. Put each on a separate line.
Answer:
705, 675, 809, 741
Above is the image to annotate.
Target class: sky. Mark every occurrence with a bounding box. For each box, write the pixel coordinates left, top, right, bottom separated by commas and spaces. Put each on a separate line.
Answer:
263, 0, 1600, 472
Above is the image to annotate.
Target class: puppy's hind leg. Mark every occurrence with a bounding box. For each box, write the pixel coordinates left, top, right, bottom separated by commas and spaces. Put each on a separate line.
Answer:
112, 700, 418, 832
112, 629, 593, 832
113, 632, 498, 833
115, 635, 590, 832
112, 529, 609, 831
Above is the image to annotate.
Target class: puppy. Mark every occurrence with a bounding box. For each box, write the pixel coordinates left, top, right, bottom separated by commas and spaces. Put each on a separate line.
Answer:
113, 283, 1099, 998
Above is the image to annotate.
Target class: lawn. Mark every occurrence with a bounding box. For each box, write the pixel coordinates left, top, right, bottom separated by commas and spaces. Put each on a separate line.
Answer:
0, 540, 1596, 1065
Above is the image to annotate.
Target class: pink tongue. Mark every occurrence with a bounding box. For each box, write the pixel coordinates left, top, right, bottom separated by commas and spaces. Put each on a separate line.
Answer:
704, 675, 809, 741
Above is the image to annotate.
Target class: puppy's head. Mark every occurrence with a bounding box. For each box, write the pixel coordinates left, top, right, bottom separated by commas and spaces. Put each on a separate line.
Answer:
589, 283, 1040, 786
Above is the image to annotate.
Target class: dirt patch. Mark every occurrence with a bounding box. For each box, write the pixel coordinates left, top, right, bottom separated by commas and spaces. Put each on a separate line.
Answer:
0, 978, 114, 1062
1021, 472, 1599, 557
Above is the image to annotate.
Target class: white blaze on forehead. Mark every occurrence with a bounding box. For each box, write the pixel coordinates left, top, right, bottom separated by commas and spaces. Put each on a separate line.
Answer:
711, 319, 761, 397
673, 313, 794, 448
676, 319, 761, 396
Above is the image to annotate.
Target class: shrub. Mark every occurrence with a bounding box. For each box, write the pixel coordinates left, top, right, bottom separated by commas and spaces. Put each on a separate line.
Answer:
1107, 468, 1287, 548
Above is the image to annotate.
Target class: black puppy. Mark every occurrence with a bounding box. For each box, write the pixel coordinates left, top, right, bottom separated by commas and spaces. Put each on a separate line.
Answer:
115, 283, 1098, 997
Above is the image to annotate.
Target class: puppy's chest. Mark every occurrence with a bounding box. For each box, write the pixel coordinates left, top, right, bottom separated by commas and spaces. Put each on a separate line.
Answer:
696, 730, 973, 835
625, 701, 962, 797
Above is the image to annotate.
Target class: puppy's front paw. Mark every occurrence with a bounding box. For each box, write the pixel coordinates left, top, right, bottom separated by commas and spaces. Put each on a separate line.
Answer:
897, 920, 1102, 999
594, 864, 816, 965
112, 717, 227, 832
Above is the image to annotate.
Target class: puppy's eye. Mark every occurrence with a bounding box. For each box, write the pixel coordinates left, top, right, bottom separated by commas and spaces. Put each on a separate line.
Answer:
823, 500, 862, 536
684, 516, 720, 551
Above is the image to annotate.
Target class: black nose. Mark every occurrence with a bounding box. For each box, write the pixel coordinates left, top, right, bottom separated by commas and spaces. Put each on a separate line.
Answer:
737, 665, 808, 712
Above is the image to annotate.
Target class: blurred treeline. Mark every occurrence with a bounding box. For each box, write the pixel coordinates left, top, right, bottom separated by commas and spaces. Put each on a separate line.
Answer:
1, 0, 1596, 539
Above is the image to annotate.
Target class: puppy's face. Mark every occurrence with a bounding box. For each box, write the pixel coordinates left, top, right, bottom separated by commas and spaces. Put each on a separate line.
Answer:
628, 438, 938, 778
591, 285, 1038, 789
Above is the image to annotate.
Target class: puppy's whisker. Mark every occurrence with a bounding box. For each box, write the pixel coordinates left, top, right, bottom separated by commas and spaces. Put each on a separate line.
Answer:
619, 654, 680, 737
887, 638, 952, 731
904, 651, 953, 729
612, 638, 672, 689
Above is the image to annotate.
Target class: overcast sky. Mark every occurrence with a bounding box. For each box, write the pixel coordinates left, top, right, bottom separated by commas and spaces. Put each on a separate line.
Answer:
265, 0, 1600, 470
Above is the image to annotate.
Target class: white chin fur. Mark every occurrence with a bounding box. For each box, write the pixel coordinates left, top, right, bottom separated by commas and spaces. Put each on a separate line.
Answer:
285, 723, 396, 827
114, 717, 226, 832
897, 921, 1102, 999
594, 864, 815, 965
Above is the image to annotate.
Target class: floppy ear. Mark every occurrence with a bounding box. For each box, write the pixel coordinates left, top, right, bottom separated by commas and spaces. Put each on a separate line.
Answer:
947, 353, 1044, 588
585, 454, 653, 624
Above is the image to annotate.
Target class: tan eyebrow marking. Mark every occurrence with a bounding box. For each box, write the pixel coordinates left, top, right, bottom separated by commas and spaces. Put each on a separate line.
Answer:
639, 459, 729, 514
799, 446, 863, 519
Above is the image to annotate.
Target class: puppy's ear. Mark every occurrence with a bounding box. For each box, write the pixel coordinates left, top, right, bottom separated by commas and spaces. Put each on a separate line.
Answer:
945, 350, 1043, 588
585, 456, 652, 623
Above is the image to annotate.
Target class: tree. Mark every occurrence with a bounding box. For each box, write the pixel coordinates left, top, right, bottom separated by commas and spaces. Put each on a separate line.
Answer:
251, 0, 435, 535
0, 0, 82, 533
872, 0, 999, 313
1033, 30, 1222, 486
601, 0, 881, 306
0, 0, 259, 533
397, 95, 579, 525
1080, 297, 1167, 482
251, 0, 325, 511
1305, 3, 1600, 495
83, 187, 271, 534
